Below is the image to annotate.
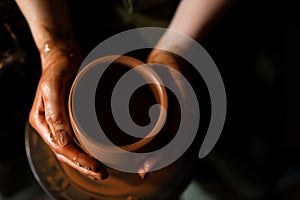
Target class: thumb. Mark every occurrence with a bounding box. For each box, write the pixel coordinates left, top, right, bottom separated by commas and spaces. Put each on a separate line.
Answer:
42, 84, 72, 147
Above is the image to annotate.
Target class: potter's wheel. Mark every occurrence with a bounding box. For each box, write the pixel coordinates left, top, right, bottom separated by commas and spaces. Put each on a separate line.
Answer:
25, 123, 102, 200
25, 123, 193, 200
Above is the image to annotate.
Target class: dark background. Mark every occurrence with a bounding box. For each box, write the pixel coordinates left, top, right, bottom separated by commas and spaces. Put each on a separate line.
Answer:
0, 0, 299, 199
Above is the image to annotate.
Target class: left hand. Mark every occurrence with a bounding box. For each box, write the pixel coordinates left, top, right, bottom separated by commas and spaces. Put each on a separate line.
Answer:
137, 49, 191, 179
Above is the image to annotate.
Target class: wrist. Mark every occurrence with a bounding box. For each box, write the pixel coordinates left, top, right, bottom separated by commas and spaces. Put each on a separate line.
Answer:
148, 49, 182, 66
40, 40, 82, 71
148, 49, 190, 78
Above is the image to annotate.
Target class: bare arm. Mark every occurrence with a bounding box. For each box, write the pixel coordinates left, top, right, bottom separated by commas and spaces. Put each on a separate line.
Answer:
144, 0, 231, 176
151, 0, 231, 53
15, 0, 78, 58
16, 0, 107, 179
169, 0, 230, 39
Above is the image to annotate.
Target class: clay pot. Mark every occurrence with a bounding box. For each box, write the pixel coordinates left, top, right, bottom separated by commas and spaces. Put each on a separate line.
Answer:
69, 55, 168, 155
67, 55, 192, 200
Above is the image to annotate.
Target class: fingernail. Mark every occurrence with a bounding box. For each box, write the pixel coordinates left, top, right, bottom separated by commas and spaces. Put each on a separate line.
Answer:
138, 168, 149, 179
144, 161, 152, 172
87, 164, 109, 180
56, 130, 70, 146
138, 158, 157, 179
88, 170, 108, 180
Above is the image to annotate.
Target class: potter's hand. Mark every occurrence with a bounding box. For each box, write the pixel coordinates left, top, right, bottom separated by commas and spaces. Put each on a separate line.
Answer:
16, 0, 108, 180
136, 49, 190, 179
138, 0, 232, 178
29, 48, 108, 180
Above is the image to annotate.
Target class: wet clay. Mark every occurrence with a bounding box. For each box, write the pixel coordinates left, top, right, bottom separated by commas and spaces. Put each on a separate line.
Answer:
68, 55, 168, 155
67, 55, 191, 199
61, 153, 193, 200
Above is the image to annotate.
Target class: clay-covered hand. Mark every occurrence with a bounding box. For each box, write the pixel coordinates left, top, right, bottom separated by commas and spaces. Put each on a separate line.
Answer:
29, 47, 108, 180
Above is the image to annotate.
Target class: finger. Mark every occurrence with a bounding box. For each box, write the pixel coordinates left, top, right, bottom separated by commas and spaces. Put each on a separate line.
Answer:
41, 82, 72, 147
138, 168, 150, 180
147, 49, 189, 100
138, 156, 159, 179
29, 92, 54, 143
30, 94, 108, 180
168, 67, 188, 101
55, 143, 108, 180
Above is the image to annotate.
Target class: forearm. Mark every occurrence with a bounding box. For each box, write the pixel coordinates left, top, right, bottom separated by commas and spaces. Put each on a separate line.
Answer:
155, 0, 232, 51
15, 0, 79, 67
170, 0, 230, 39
